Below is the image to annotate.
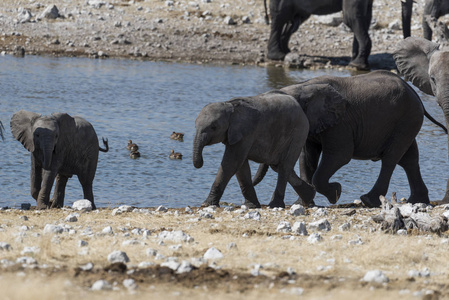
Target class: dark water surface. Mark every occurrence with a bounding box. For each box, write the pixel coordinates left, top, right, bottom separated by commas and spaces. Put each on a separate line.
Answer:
0, 55, 447, 208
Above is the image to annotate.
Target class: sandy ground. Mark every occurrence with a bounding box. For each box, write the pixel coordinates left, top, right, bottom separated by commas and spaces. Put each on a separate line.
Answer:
0, 0, 443, 69
0, 204, 448, 300
2, 0, 449, 299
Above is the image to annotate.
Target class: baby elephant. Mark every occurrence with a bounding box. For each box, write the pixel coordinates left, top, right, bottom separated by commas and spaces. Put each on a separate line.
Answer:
193, 90, 315, 208
11, 110, 109, 210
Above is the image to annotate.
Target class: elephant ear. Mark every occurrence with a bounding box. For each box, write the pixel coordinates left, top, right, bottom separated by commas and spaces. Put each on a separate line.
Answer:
51, 113, 76, 152
292, 83, 347, 135
393, 37, 439, 95
10, 110, 42, 152
227, 98, 261, 145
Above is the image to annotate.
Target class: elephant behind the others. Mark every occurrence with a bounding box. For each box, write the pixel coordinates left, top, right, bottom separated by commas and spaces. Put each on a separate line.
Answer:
10, 110, 108, 210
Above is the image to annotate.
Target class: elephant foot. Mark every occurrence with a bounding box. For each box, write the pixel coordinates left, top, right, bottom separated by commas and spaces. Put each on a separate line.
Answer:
432, 191, 449, 206
267, 49, 287, 61
360, 193, 382, 208
268, 200, 285, 208
322, 182, 341, 205
50, 198, 63, 209
297, 184, 316, 206
407, 194, 430, 205
243, 200, 261, 209
201, 200, 220, 207
348, 59, 370, 71
293, 197, 315, 208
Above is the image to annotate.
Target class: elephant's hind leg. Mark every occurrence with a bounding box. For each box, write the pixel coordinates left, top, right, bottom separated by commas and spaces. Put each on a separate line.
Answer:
398, 140, 429, 204
78, 176, 96, 210
50, 174, 69, 208
289, 171, 316, 207
235, 160, 261, 208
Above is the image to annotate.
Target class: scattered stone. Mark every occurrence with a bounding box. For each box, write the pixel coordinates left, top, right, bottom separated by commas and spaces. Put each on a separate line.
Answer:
78, 240, 88, 247
289, 204, 305, 216
307, 233, 323, 244
156, 205, 168, 212
176, 260, 194, 273
388, 19, 401, 30
91, 280, 112, 291
361, 270, 389, 283
244, 211, 261, 221
17, 8, 32, 23
203, 247, 224, 260
16, 256, 37, 265
123, 278, 137, 290
314, 12, 343, 26
397, 229, 408, 236
146, 248, 158, 257
161, 260, 180, 271
0, 242, 11, 251
38, 5, 59, 20
72, 200, 93, 211
158, 230, 194, 243
102, 226, 113, 234
43, 224, 64, 234
227, 242, 237, 249
65, 213, 79, 222
276, 221, 292, 233
107, 251, 130, 263
79, 262, 93, 271
87, 0, 107, 9
21, 246, 40, 255
199, 210, 214, 219
339, 222, 351, 232
408, 268, 431, 278
223, 16, 236, 25
309, 219, 331, 232
313, 208, 328, 217
292, 221, 308, 235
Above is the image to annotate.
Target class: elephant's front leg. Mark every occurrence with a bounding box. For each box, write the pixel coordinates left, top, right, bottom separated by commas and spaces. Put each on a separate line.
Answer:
36, 169, 57, 209
289, 171, 316, 207
268, 166, 289, 208
202, 146, 247, 207
235, 160, 261, 208
360, 161, 396, 208
50, 174, 69, 208
30, 156, 42, 200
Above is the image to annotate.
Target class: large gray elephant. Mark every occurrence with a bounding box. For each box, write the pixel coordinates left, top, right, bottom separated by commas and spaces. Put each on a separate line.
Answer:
265, 0, 373, 69
193, 90, 315, 208
255, 70, 446, 207
394, 37, 449, 203
11, 110, 109, 210
401, 0, 449, 40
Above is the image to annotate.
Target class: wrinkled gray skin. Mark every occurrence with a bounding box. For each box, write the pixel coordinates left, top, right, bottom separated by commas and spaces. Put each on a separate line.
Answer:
401, 0, 449, 40
265, 0, 373, 69
394, 37, 449, 204
256, 70, 444, 207
193, 91, 315, 208
11, 110, 108, 210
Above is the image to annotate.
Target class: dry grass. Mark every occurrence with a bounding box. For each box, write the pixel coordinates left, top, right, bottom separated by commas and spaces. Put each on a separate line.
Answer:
0, 206, 448, 299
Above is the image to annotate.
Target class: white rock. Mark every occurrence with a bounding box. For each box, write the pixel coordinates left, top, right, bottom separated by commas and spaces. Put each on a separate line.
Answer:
107, 251, 130, 263
158, 230, 194, 243
161, 260, 180, 271
91, 280, 112, 291
0, 242, 11, 251
397, 229, 408, 236
138, 261, 155, 268
244, 211, 261, 220
38, 5, 59, 20
177, 260, 193, 273
123, 278, 137, 289
223, 16, 236, 25
16, 256, 37, 265
72, 200, 93, 211
79, 262, 93, 271
65, 213, 79, 222
307, 233, 322, 244
185, 206, 193, 214
102, 226, 113, 234
289, 204, 305, 216
156, 205, 168, 212
292, 221, 308, 235
361, 270, 389, 283
309, 219, 331, 231
314, 12, 343, 26
122, 239, 142, 246
199, 211, 214, 219
78, 240, 88, 247
87, 0, 107, 9
227, 242, 237, 249
146, 248, 158, 257
17, 8, 32, 23
313, 208, 328, 217
21, 246, 40, 255
388, 19, 401, 30
43, 224, 64, 234
242, 16, 251, 24
339, 222, 351, 231
276, 221, 292, 233
203, 247, 224, 260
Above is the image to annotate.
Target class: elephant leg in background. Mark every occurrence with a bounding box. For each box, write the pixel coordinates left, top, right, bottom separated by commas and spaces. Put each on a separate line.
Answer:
299, 141, 322, 185
288, 171, 316, 207
312, 152, 351, 204
30, 156, 42, 200
235, 160, 261, 208
36, 169, 57, 210
50, 174, 69, 208
78, 175, 96, 210
423, 0, 440, 40
344, 0, 372, 69
203, 145, 248, 207
397, 140, 430, 204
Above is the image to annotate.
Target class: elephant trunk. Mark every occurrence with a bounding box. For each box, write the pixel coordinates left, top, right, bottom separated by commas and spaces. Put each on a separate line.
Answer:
193, 133, 206, 169
41, 139, 54, 170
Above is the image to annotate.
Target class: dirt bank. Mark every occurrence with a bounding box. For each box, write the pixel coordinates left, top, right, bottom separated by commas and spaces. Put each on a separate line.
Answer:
0, 0, 436, 70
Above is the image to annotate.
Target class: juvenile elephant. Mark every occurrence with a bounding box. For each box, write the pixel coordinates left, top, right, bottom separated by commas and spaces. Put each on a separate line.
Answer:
256, 70, 446, 207
394, 37, 449, 203
193, 90, 315, 208
265, 0, 373, 69
11, 110, 109, 210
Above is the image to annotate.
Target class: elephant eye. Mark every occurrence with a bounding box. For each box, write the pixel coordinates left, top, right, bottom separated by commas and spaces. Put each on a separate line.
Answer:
211, 125, 217, 131
430, 76, 436, 84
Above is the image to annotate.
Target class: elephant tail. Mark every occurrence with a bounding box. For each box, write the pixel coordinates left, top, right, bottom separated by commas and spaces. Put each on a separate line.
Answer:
99, 137, 109, 152
253, 163, 269, 186
264, 0, 269, 25
424, 110, 448, 134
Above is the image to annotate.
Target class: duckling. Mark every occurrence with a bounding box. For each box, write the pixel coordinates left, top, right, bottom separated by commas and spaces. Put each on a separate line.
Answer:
170, 132, 184, 142
130, 150, 141, 159
127, 140, 138, 151
169, 149, 182, 160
